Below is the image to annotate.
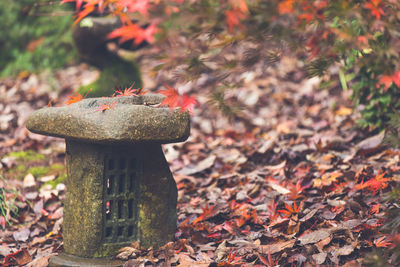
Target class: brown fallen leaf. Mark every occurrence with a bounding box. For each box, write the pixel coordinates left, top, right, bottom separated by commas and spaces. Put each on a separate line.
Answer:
3, 248, 32, 266
298, 229, 330, 245
176, 155, 216, 175
13, 228, 31, 242
176, 254, 210, 267
312, 252, 327, 265
259, 239, 295, 254
331, 244, 355, 257
26, 253, 56, 267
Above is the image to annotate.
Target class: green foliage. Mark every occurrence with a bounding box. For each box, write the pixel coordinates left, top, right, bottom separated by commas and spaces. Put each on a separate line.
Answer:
0, 175, 23, 228
0, 0, 77, 76
8, 150, 45, 162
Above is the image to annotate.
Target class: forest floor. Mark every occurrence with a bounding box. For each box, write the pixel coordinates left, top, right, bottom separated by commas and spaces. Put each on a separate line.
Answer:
0, 46, 399, 266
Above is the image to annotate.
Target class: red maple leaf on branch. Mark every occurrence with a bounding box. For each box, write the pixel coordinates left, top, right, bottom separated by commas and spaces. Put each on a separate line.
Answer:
159, 84, 197, 113
108, 22, 159, 45
117, 0, 151, 16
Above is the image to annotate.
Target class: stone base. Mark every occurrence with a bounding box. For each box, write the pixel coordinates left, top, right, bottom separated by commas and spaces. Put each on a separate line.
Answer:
49, 253, 125, 267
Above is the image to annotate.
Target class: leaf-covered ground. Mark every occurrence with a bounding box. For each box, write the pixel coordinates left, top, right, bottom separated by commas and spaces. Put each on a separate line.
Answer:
0, 49, 399, 266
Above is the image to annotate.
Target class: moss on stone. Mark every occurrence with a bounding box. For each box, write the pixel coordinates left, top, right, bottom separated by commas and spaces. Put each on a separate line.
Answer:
78, 58, 142, 98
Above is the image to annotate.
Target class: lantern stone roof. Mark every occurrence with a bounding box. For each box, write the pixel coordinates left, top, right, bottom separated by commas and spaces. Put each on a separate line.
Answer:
26, 94, 190, 144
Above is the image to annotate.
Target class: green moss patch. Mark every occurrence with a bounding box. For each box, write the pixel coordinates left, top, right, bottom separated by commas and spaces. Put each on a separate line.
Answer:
8, 150, 45, 162
78, 58, 142, 97
1, 151, 65, 181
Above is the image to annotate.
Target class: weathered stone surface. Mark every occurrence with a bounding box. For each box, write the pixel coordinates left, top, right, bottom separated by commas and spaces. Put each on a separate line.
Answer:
26, 94, 190, 144
63, 140, 105, 257
63, 141, 177, 257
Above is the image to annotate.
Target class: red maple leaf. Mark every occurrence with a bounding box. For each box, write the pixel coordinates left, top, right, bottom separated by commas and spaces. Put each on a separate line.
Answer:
180, 94, 197, 114
117, 0, 151, 16
114, 83, 147, 97
159, 84, 197, 113
392, 70, 400, 88
376, 75, 393, 89
133, 22, 159, 45
108, 22, 158, 45
108, 23, 143, 44
225, 9, 246, 32
159, 84, 181, 109
364, 0, 385, 20
95, 102, 117, 112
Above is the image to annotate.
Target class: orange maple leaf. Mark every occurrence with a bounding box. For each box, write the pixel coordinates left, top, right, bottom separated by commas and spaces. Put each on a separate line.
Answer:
278, 0, 295, 14
192, 203, 216, 225
278, 202, 302, 218
356, 171, 391, 195
374, 236, 394, 248
74, 5, 95, 25
66, 92, 83, 105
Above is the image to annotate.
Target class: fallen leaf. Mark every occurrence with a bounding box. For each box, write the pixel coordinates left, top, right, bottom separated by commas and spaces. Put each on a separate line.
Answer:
355, 131, 385, 151
13, 228, 31, 242
332, 245, 355, 257
26, 254, 56, 267
3, 248, 32, 266
312, 252, 327, 265
268, 182, 290, 195
177, 155, 216, 175
259, 239, 295, 254
23, 173, 36, 188
298, 229, 330, 245
176, 254, 209, 267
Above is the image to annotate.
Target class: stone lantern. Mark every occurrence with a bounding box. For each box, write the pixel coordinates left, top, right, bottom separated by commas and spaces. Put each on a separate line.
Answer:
26, 94, 190, 266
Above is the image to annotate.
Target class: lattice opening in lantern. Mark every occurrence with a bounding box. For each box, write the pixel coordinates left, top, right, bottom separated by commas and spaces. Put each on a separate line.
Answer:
103, 154, 140, 243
